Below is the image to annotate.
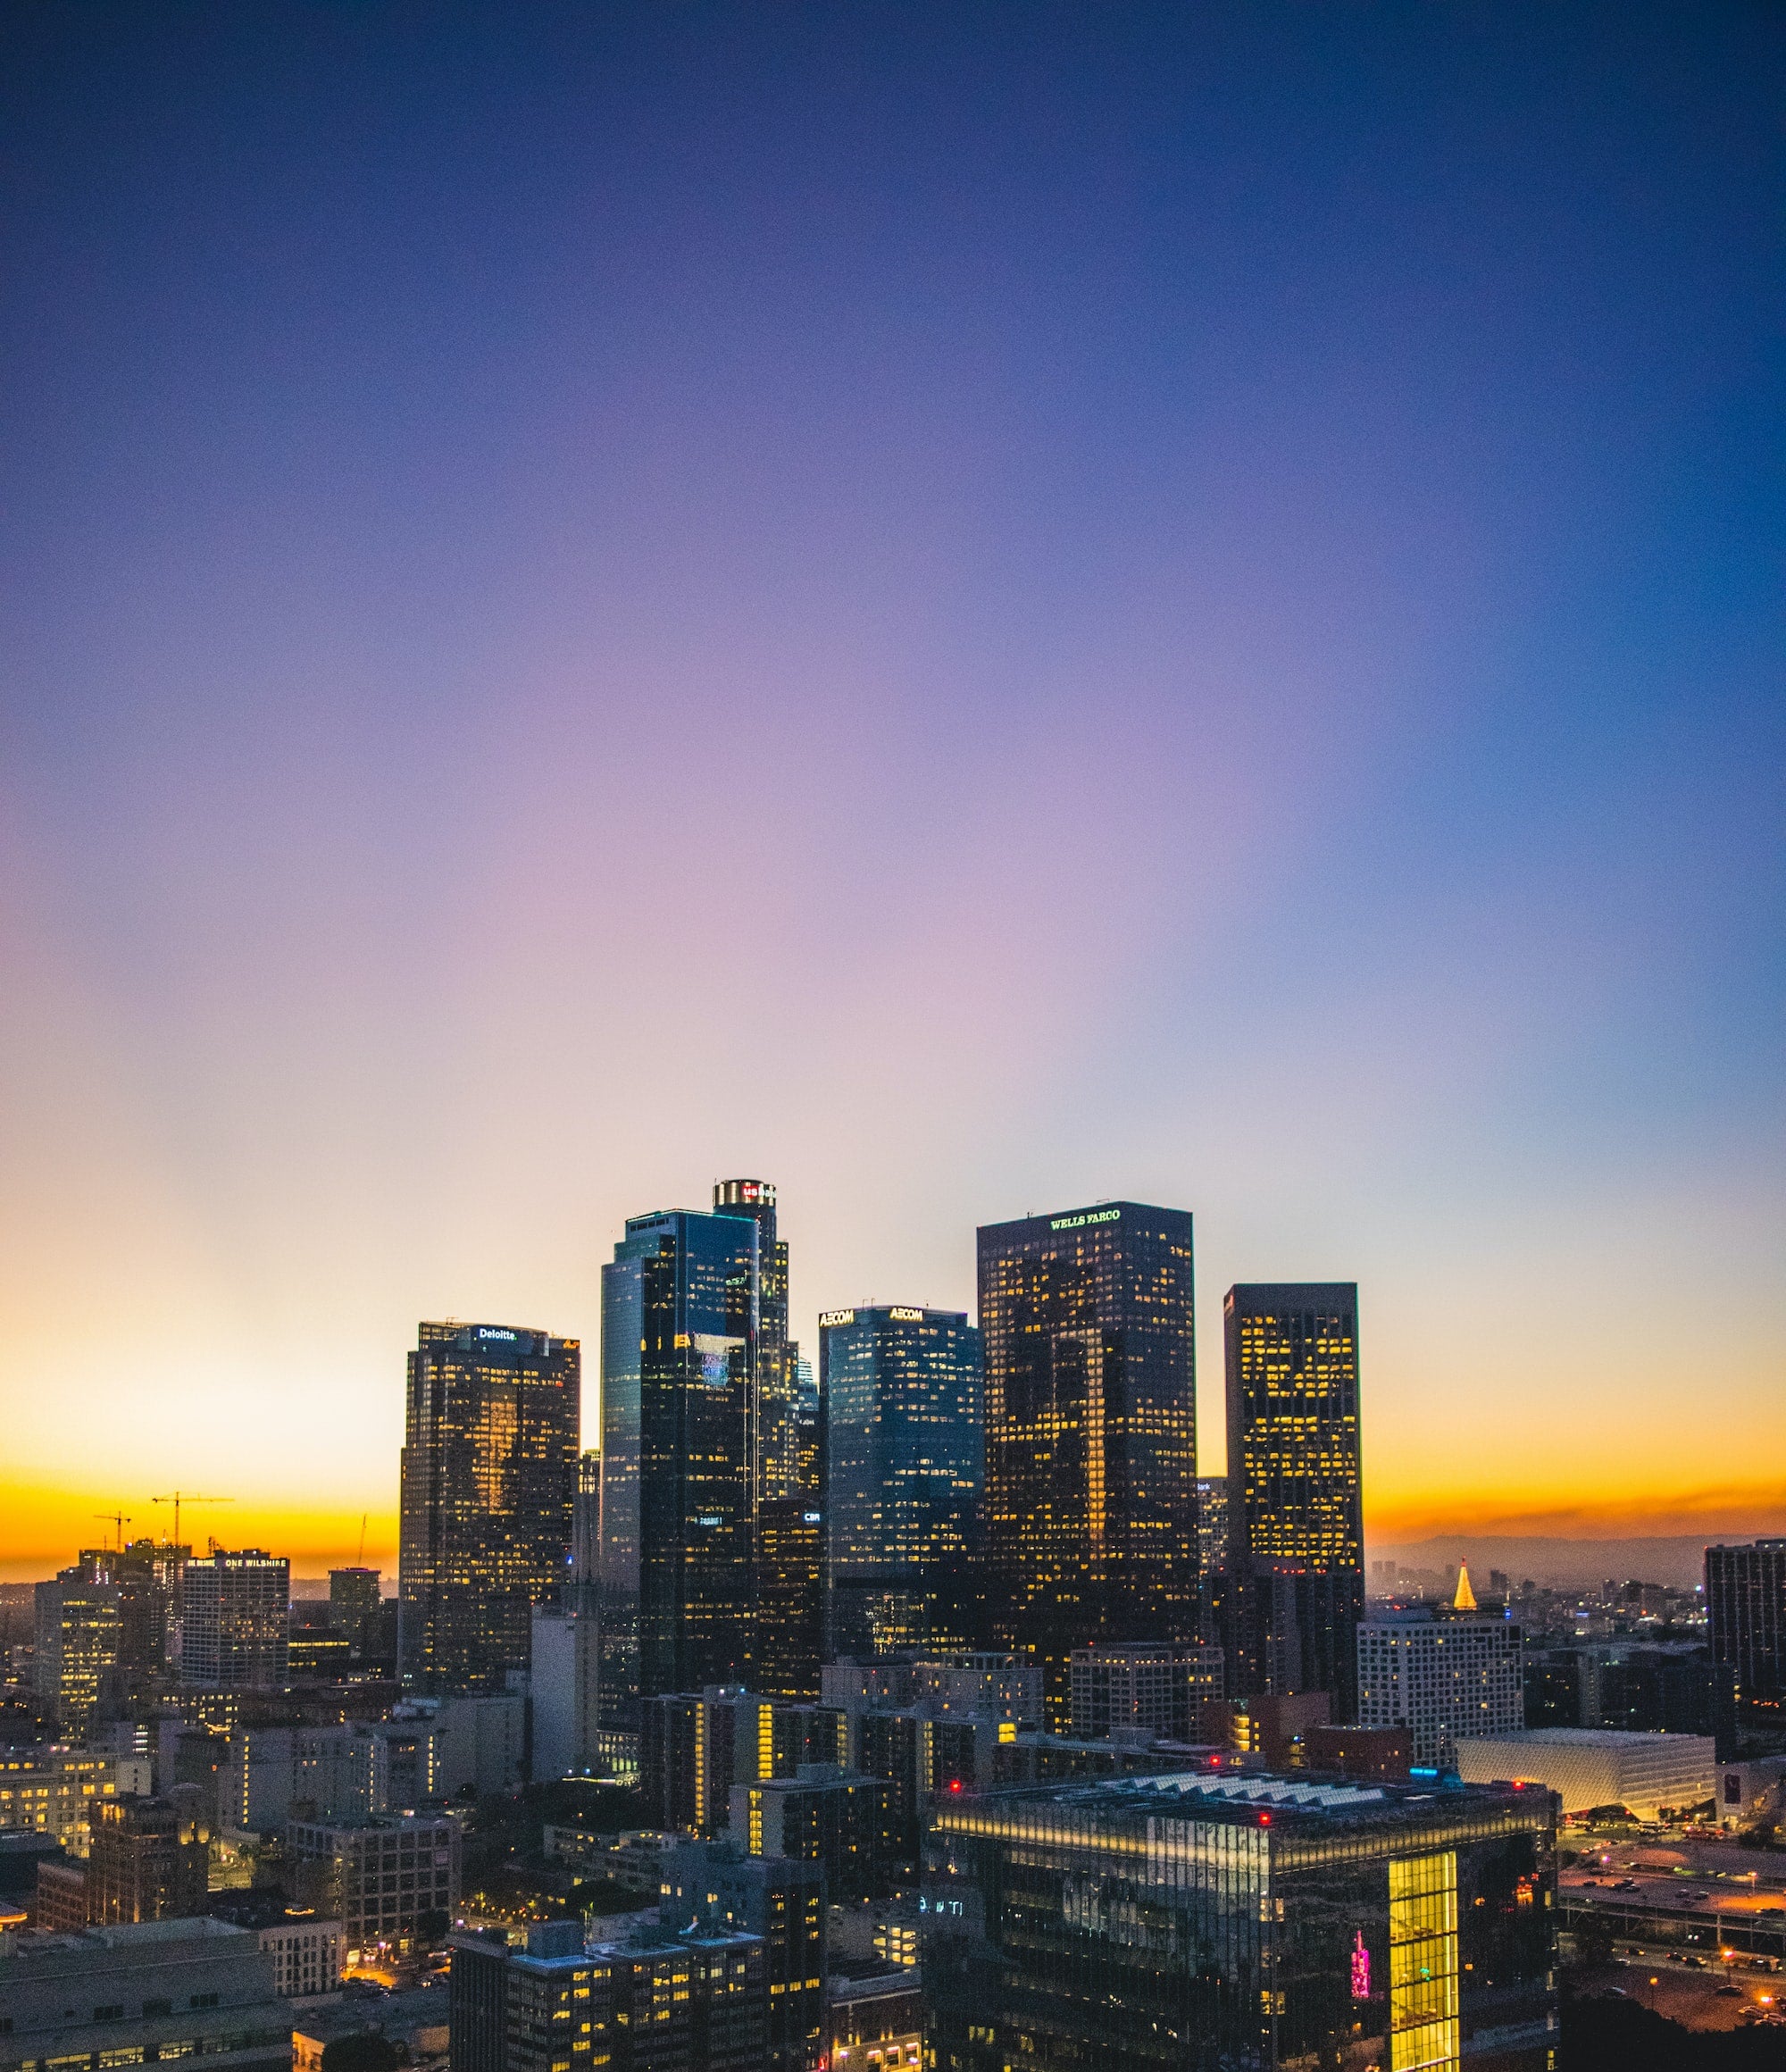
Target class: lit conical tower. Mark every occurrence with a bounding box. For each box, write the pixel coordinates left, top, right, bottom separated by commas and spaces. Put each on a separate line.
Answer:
1453, 1558, 1478, 1612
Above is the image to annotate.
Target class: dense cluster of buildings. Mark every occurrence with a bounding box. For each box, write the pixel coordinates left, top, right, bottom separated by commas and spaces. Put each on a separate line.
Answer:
6, 1180, 1786, 2072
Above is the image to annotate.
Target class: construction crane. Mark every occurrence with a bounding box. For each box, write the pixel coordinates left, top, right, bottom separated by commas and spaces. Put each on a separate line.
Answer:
150, 1492, 233, 1547
92, 1509, 133, 1550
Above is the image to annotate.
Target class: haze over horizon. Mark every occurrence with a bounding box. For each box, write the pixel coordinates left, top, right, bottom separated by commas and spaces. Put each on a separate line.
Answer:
3, 3, 1782, 1581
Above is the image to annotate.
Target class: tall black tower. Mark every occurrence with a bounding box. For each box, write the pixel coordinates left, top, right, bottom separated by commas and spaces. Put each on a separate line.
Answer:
1223, 1282, 1365, 1721
977, 1201, 1198, 1723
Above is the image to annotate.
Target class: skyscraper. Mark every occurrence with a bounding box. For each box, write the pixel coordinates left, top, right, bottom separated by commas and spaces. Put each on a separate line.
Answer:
977, 1202, 1199, 1717
821, 1305, 983, 1657
711, 1180, 825, 1700
600, 1184, 823, 1721
1224, 1282, 1365, 1720
714, 1179, 797, 1503
600, 1207, 760, 1722
398, 1323, 580, 1695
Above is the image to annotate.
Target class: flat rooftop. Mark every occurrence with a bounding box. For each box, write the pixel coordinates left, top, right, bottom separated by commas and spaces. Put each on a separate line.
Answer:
938, 1767, 1550, 1840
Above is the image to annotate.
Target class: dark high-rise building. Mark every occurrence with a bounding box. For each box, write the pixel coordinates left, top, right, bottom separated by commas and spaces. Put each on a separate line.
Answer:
659, 1841, 826, 2072
714, 1179, 797, 1504
81, 1541, 177, 1706
822, 1305, 982, 1658
1707, 1539, 1786, 1709
977, 1202, 1198, 1717
924, 1768, 1557, 2072
329, 1568, 383, 1660
1224, 1283, 1365, 1720
602, 1184, 822, 1722
755, 1498, 825, 1700
398, 1323, 580, 1695
601, 1209, 760, 1722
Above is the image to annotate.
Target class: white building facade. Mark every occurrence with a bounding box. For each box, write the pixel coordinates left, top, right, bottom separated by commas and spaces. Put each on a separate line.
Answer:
1356, 1608, 1523, 1766
1454, 1727, 1715, 1818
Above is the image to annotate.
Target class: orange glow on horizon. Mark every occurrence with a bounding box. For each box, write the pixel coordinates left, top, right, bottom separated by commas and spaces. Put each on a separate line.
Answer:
5, 1471, 1786, 1584
0, 1480, 397, 1583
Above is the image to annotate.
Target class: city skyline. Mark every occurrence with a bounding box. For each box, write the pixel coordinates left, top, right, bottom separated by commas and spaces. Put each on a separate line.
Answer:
4, 1166, 1785, 1578
4, 6, 1782, 1576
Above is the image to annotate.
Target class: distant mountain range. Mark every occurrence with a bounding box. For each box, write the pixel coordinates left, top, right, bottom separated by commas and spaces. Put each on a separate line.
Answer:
1364, 1533, 1761, 1592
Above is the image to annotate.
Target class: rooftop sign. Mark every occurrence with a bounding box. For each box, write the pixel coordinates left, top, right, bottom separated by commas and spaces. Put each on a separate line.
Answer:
1049, 1207, 1121, 1232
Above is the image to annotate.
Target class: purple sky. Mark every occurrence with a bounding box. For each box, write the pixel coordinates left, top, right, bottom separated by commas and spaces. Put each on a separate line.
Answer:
2, 3, 1782, 1570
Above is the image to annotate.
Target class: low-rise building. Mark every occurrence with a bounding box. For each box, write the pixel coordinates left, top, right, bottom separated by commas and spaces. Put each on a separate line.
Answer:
0, 1917, 290, 2072
294, 1984, 449, 2072
925, 1768, 1558, 2072
1452, 1726, 1715, 1818
391, 1699, 523, 1801
448, 1918, 768, 2072
540, 1828, 674, 1896
0, 1749, 150, 1849
88, 1792, 212, 1926
826, 1968, 922, 2072
287, 1812, 461, 1960
1304, 1723, 1412, 1782
207, 1891, 346, 1997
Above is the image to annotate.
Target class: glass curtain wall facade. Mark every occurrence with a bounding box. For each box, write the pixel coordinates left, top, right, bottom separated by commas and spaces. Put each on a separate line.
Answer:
1224, 1284, 1365, 1721
977, 1204, 1198, 1717
924, 1772, 1556, 2072
1707, 1539, 1786, 1709
714, 1180, 826, 1700
600, 1209, 759, 1724
821, 1306, 983, 1658
398, 1323, 580, 1694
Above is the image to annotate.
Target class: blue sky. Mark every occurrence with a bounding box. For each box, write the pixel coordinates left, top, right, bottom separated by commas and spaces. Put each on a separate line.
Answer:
1, 2, 1781, 1569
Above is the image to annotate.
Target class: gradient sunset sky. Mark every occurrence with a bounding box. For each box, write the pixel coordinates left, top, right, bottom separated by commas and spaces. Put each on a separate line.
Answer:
2, 4, 1782, 1578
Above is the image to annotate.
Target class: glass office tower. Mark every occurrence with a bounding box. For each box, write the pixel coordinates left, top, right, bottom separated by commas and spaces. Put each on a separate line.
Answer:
821, 1305, 982, 1657
925, 1769, 1556, 2072
1706, 1539, 1786, 1709
600, 1207, 761, 1724
714, 1179, 798, 1505
977, 1203, 1198, 1717
1224, 1283, 1365, 1720
398, 1322, 580, 1694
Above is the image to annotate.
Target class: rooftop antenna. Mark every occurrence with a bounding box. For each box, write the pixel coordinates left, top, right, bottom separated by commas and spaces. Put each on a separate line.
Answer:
150, 1491, 233, 1547
356, 1515, 368, 1565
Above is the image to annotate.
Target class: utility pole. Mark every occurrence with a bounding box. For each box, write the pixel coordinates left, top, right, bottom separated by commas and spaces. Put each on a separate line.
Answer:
150, 1492, 233, 1547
